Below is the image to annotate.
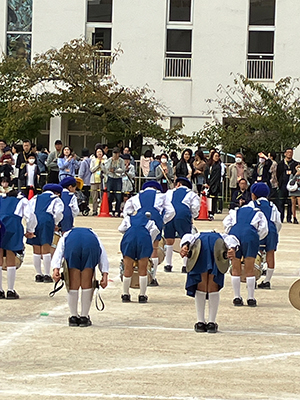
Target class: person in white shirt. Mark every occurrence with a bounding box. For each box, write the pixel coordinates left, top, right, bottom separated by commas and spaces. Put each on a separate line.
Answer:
52, 227, 109, 327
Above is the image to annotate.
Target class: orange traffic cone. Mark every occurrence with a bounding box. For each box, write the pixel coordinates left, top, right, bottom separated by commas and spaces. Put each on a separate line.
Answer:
98, 188, 110, 217
28, 186, 35, 200
197, 192, 209, 220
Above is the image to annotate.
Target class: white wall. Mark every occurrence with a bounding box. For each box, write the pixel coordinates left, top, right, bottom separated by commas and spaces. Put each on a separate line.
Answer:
31, 0, 86, 57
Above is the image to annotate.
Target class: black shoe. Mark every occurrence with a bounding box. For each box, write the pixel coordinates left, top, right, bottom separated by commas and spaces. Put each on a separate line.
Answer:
79, 316, 92, 327
233, 297, 244, 306
68, 316, 80, 327
43, 275, 53, 283
0, 290, 5, 299
194, 322, 207, 333
287, 219, 292, 223
121, 294, 131, 303
164, 265, 172, 272
258, 281, 271, 289
6, 290, 19, 299
247, 298, 257, 307
149, 278, 159, 286
206, 322, 218, 333
92, 212, 97, 216
294, 218, 299, 224
35, 274, 44, 283
181, 266, 187, 273
138, 295, 148, 303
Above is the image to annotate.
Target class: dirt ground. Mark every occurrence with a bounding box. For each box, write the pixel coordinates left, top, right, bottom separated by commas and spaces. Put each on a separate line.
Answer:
1, 213, 300, 400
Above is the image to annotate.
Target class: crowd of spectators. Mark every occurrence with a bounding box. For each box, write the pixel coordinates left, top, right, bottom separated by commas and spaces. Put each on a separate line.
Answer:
0, 138, 300, 222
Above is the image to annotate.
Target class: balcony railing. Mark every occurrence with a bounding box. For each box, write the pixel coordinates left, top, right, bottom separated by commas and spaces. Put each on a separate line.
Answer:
93, 52, 112, 76
165, 57, 192, 78
247, 56, 274, 81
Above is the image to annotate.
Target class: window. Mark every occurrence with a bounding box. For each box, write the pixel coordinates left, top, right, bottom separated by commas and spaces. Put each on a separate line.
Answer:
92, 28, 111, 53
170, 117, 182, 129
167, 29, 192, 57
169, 0, 191, 22
87, 0, 112, 22
248, 31, 274, 55
165, 29, 192, 78
7, 0, 32, 63
249, 0, 276, 26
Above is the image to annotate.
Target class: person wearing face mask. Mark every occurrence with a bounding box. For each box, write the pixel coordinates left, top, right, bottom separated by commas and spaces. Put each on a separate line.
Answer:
228, 153, 249, 198
155, 153, 174, 193
20, 153, 40, 198
252, 152, 272, 189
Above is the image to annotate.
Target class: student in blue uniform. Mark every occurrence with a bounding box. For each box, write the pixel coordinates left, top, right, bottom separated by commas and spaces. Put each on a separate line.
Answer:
119, 212, 159, 303
164, 177, 200, 274
180, 231, 239, 333
247, 182, 281, 289
59, 177, 79, 233
123, 180, 175, 285
27, 184, 64, 283
52, 227, 109, 327
223, 200, 268, 307
0, 191, 37, 299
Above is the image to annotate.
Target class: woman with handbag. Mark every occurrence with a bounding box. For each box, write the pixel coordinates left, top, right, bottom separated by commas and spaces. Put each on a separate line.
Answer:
155, 153, 174, 193
204, 151, 222, 221
287, 164, 300, 224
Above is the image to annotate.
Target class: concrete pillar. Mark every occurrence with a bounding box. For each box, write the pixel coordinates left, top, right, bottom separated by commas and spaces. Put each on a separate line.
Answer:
49, 116, 62, 151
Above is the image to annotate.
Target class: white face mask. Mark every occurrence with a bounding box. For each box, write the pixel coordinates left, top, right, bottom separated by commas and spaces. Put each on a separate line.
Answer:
235, 157, 242, 163
28, 159, 35, 165
259, 157, 265, 164
161, 158, 167, 163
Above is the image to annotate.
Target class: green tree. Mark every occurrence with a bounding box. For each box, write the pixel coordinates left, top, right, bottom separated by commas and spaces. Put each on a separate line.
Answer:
188, 74, 300, 156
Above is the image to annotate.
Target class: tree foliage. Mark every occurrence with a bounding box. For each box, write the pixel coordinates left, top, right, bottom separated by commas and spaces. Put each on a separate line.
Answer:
189, 74, 300, 156
0, 38, 183, 149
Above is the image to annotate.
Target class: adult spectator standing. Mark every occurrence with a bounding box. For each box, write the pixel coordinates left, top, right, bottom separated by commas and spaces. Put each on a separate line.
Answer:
11, 144, 21, 188
78, 148, 92, 207
204, 151, 222, 220
57, 146, 80, 181
0, 140, 7, 158
193, 150, 207, 195
121, 153, 135, 210
123, 146, 135, 166
276, 148, 298, 223
155, 153, 174, 193
90, 146, 105, 216
105, 147, 125, 217
36, 145, 49, 187
175, 149, 194, 181
228, 152, 249, 198
16, 139, 32, 191
286, 164, 300, 224
268, 151, 279, 207
251, 152, 272, 188
46, 140, 63, 184
140, 149, 153, 177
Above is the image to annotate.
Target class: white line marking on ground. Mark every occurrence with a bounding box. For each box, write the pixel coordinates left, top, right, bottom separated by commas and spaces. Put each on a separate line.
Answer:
18, 350, 300, 379
0, 391, 206, 400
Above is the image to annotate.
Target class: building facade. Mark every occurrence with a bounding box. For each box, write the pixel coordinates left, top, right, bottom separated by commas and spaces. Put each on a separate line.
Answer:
1, 1, 300, 155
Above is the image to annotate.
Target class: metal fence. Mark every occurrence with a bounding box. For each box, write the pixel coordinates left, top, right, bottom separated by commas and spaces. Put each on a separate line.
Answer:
247, 58, 274, 81
165, 57, 192, 78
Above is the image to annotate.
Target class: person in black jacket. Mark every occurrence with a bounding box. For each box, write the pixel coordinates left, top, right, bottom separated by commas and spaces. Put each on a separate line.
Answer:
204, 151, 221, 220
276, 148, 298, 223
251, 152, 272, 188
175, 149, 194, 181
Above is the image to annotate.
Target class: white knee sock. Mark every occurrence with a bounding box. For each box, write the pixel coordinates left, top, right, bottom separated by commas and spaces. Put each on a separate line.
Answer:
123, 276, 132, 295
165, 245, 173, 266
43, 253, 52, 276
7, 266, 16, 291
139, 275, 148, 296
152, 258, 159, 279
0, 267, 2, 291
183, 256, 187, 267
68, 290, 79, 316
195, 290, 207, 323
264, 268, 274, 283
33, 254, 42, 275
246, 276, 256, 300
81, 288, 93, 317
208, 292, 220, 323
231, 276, 241, 298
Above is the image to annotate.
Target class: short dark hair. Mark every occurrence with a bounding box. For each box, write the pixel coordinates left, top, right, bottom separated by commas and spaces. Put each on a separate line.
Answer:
54, 140, 62, 145
0, 139, 7, 144
37, 144, 43, 151
285, 147, 293, 152
23, 139, 31, 144
239, 178, 247, 184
